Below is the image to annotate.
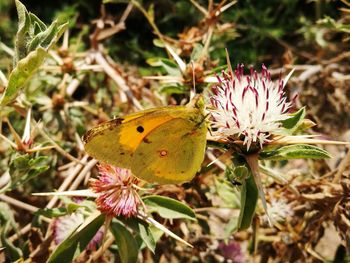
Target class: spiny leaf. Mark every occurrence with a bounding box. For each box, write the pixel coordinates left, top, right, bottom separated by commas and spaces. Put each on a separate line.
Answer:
260, 144, 331, 160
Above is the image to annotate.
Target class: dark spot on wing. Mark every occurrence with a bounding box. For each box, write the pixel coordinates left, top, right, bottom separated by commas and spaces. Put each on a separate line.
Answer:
120, 152, 125, 155
143, 137, 151, 144
137, 125, 144, 133
181, 171, 185, 174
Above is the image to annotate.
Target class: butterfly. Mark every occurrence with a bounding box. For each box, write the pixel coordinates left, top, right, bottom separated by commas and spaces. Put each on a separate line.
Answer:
82, 97, 207, 184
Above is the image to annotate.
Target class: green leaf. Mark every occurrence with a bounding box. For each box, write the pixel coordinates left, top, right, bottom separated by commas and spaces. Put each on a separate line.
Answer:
237, 174, 258, 230
160, 84, 189, 95
146, 58, 181, 76
28, 13, 47, 33
47, 213, 105, 263
1, 221, 22, 261
8, 154, 50, 191
14, 0, 31, 63
0, 203, 22, 261
110, 220, 139, 263
27, 21, 59, 52
34, 207, 68, 218
0, 47, 47, 105
153, 38, 165, 48
260, 144, 331, 160
121, 218, 156, 253
143, 195, 196, 220
281, 107, 306, 134
137, 220, 156, 253
2, 1, 67, 104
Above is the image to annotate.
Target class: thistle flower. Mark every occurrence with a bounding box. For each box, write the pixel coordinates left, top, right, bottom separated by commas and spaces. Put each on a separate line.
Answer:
90, 164, 141, 218
262, 198, 293, 225
52, 211, 103, 251
209, 64, 293, 150
218, 240, 244, 263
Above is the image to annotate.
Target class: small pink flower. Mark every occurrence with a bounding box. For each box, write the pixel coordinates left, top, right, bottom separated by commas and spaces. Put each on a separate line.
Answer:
90, 164, 141, 218
52, 211, 103, 251
218, 240, 244, 263
209, 64, 293, 150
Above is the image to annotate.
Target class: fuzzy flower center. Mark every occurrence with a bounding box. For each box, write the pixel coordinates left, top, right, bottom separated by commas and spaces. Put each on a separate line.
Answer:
90, 164, 141, 218
209, 64, 292, 149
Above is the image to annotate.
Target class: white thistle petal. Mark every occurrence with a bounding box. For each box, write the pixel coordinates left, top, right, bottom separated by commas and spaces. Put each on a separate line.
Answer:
209, 64, 293, 149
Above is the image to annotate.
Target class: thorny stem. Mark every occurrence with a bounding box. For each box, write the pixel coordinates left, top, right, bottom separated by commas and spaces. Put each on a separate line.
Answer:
244, 153, 275, 226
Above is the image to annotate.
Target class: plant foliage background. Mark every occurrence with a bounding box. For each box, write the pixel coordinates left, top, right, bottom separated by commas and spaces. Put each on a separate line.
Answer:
0, 0, 350, 262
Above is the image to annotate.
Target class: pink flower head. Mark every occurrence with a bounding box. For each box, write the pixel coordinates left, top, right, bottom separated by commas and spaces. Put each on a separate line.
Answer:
90, 164, 141, 218
218, 240, 244, 263
52, 211, 104, 251
210, 64, 293, 150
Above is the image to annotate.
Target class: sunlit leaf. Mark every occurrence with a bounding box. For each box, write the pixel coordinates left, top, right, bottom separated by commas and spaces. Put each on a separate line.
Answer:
0, 47, 47, 105
281, 107, 306, 134
143, 195, 196, 220
14, 0, 31, 63
260, 144, 331, 160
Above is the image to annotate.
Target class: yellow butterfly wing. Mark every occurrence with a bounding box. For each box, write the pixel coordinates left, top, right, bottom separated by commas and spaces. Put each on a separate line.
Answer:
132, 117, 207, 184
83, 106, 204, 169
83, 107, 170, 167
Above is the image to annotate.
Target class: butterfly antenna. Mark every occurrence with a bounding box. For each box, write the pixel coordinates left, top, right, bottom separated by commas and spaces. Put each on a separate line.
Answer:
190, 60, 196, 101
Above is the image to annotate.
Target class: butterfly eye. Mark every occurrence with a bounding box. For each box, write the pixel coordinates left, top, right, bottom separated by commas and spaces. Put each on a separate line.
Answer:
136, 126, 144, 133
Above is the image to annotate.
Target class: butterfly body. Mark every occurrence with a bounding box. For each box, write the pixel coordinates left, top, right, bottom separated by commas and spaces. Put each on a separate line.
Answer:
83, 100, 207, 184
